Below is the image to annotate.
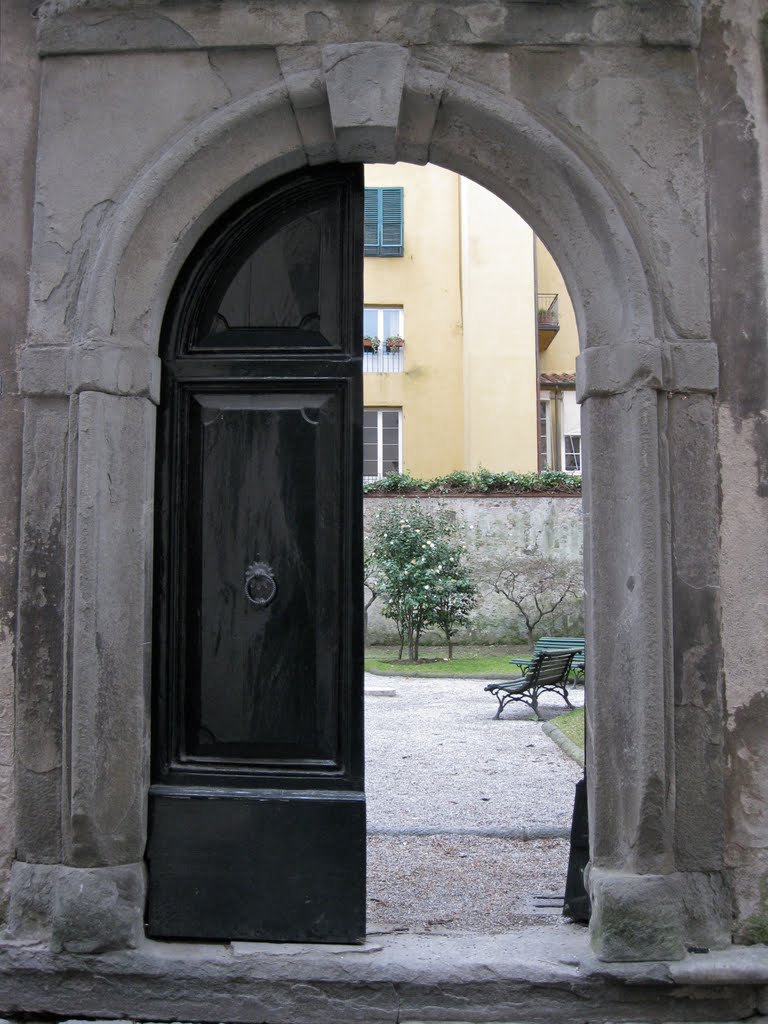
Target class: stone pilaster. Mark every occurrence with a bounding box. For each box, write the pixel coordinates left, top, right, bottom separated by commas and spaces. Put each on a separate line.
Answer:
578, 339, 727, 959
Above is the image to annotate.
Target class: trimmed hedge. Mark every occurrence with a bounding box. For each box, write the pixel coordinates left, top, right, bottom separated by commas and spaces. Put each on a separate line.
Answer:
363, 469, 581, 496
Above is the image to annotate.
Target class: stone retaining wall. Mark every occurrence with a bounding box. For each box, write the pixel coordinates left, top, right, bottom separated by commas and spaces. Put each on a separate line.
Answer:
364, 495, 583, 646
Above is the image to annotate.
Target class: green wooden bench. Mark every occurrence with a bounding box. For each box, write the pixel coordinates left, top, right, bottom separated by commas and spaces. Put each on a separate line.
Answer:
485, 649, 578, 720
510, 636, 585, 683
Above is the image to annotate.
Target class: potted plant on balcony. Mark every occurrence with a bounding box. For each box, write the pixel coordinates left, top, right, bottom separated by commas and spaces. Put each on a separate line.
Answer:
385, 335, 405, 352
537, 308, 557, 327
363, 335, 380, 352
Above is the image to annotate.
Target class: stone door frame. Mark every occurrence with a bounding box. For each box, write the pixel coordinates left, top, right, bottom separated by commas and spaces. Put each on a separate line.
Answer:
13, 43, 726, 961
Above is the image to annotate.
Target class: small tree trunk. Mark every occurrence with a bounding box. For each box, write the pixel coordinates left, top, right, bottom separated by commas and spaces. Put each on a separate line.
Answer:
446, 634, 453, 659
396, 621, 406, 660
363, 590, 376, 647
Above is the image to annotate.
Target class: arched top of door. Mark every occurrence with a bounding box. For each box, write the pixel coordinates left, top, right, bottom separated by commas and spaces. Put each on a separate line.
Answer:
162, 164, 362, 361
75, 46, 660, 366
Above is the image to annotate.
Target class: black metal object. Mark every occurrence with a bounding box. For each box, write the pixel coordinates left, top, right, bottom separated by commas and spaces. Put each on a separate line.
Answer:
563, 775, 591, 923
244, 561, 277, 608
148, 164, 365, 942
484, 649, 578, 719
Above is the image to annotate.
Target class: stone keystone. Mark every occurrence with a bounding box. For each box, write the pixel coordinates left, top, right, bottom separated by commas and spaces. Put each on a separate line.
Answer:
322, 43, 409, 162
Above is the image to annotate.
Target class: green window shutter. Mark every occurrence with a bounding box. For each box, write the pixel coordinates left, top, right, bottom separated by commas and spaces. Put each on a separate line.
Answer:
380, 188, 403, 254
364, 189, 380, 252
364, 187, 404, 257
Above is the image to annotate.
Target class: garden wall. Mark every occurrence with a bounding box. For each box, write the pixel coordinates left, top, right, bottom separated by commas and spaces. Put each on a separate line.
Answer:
364, 495, 583, 647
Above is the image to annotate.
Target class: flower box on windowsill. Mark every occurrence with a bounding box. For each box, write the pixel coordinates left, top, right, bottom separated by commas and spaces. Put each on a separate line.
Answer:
385, 335, 404, 352
363, 335, 380, 352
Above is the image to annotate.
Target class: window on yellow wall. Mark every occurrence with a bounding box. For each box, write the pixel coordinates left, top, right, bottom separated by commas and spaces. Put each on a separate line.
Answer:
363, 307, 404, 373
540, 389, 581, 473
561, 390, 582, 474
564, 434, 582, 473
363, 408, 402, 481
539, 396, 553, 470
364, 187, 404, 257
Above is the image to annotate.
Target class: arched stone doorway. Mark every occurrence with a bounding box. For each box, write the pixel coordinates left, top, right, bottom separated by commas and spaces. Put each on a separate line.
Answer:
14, 43, 727, 962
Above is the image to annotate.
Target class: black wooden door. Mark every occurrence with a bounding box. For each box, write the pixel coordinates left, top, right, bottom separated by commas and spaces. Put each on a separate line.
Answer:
148, 164, 365, 942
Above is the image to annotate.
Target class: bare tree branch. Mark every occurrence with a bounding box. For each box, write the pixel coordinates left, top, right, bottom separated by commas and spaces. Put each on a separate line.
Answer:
491, 558, 583, 649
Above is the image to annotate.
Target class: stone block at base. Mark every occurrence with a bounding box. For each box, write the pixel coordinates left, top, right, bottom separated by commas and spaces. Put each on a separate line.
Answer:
51, 863, 145, 953
589, 868, 686, 961
6, 862, 57, 941
7, 861, 146, 953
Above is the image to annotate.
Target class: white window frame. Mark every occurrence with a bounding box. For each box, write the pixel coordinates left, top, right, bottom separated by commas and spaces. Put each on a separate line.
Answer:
364, 306, 403, 342
363, 408, 403, 482
539, 391, 553, 471
363, 307, 404, 373
539, 388, 581, 473
560, 389, 581, 474
563, 432, 582, 473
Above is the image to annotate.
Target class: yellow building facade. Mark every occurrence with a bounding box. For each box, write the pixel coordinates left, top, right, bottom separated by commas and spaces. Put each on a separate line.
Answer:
363, 164, 581, 480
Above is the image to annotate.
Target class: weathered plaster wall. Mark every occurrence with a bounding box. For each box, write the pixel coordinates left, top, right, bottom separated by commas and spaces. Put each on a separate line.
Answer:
701, 0, 768, 937
363, 162, 466, 478
364, 495, 584, 645
461, 179, 539, 473
0, 0, 40, 915
537, 239, 580, 377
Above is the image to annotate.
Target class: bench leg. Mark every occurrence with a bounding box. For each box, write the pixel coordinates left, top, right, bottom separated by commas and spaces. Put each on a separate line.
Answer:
496, 692, 521, 720
491, 690, 541, 720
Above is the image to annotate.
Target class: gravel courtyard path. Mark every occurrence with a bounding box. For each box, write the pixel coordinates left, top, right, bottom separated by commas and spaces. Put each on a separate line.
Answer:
364, 673, 585, 934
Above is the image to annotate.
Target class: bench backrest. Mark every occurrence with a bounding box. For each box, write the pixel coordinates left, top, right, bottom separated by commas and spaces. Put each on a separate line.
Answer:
533, 636, 585, 668
525, 649, 577, 686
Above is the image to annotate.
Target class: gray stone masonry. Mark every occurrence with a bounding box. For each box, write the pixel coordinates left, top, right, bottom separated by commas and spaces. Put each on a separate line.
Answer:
2, 0, 766, 991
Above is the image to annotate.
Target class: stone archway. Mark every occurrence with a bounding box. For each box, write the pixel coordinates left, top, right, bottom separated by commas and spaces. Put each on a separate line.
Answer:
13, 43, 726, 962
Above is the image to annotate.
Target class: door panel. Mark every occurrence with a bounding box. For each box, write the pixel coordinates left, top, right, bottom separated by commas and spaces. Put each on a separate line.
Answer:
185, 389, 342, 765
148, 792, 365, 943
148, 164, 364, 942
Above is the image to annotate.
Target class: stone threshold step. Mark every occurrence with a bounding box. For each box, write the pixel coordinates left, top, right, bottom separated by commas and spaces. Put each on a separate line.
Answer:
0, 927, 765, 1023
7, 1019, 768, 1024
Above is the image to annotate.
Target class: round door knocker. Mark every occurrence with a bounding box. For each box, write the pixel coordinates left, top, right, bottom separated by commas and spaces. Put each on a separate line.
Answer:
244, 561, 277, 608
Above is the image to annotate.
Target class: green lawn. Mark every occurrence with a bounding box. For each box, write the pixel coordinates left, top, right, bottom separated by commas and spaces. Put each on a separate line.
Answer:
552, 707, 585, 750
365, 644, 585, 682
365, 644, 530, 677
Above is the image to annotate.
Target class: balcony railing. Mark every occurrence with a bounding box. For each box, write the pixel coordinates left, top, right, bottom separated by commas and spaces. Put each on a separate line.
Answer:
537, 294, 560, 352
537, 293, 559, 328
362, 344, 404, 373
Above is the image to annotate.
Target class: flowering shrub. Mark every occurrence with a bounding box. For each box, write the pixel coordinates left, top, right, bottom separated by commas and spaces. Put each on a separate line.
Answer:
369, 502, 477, 660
